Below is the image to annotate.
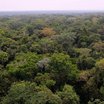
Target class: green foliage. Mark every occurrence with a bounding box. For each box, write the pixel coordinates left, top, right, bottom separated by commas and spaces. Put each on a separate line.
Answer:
96, 58, 104, 70
51, 33, 75, 54
95, 59, 104, 87
57, 84, 80, 104
27, 89, 62, 104
7, 52, 40, 79
0, 13, 104, 104
0, 29, 5, 35
77, 56, 95, 70
0, 70, 12, 101
100, 86, 104, 100
34, 73, 56, 88
88, 99, 104, 104
1, 81, 37, 104
49, 53, 78, 84
0, 51, 8, 65
1, 81, 62, 104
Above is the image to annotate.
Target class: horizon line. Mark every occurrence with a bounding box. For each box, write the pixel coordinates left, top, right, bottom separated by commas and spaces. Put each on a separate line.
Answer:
0, 10, 104, 12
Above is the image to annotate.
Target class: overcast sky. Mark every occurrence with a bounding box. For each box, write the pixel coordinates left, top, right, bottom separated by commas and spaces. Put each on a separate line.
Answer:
0, 0, 103, 11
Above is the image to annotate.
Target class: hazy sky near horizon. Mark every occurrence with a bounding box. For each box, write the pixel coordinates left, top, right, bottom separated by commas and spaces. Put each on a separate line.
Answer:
0, 0, 103, 11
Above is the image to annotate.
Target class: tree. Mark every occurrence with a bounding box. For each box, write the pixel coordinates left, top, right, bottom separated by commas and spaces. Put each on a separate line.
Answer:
96, 58, 104, 70
0, 70, 12, 101
37, 57, 50, 72
88, 99, 104, 104
30, 38, 58, 54
0, 51, 8, 66
34, 73, 56, 89
95, 59, 104, 100
0, 29, 5, 35
38, 38, 58, 54
92, 42, 104, 59
95, 58, 104, 87
49, 53, 78, 86
100, 86, 104, 100
1, 81, 62, 104
77, 56, 95, 70
7, 52, 40, 80
57, 84, 80, 104
74, 48, 91, 57
0, 36, 18, 60
40, 27, 56, 37
1, 81, 37, 104
51, 33, 75, 55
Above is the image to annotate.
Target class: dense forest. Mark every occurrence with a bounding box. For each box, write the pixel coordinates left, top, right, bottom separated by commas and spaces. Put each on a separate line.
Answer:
0, 12, 104, 104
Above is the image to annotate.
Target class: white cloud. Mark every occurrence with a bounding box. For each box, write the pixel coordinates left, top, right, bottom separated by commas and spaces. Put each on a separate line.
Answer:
0, 0, 104, 11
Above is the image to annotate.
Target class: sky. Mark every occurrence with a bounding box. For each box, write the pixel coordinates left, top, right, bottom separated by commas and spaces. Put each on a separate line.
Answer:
0, 0, 104, 11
